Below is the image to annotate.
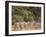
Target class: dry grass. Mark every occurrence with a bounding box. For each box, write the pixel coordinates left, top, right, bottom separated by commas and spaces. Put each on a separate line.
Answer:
12, 21, 41, 31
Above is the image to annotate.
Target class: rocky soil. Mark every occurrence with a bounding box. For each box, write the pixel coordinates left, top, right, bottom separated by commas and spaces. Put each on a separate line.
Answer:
12, 21, 41, 31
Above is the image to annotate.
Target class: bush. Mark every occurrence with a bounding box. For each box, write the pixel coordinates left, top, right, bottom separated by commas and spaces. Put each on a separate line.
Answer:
12, 6, 41, 22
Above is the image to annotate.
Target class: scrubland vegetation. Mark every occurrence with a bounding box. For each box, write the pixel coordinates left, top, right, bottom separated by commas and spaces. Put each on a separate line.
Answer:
12, 6, 41, 31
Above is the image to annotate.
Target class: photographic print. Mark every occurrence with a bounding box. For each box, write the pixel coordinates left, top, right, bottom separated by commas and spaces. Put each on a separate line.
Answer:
5, 1, 45, 36
12, 6, 41, 31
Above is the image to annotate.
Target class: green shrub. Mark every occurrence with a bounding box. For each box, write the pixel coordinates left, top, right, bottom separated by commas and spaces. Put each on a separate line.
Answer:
12, 6, 41, 22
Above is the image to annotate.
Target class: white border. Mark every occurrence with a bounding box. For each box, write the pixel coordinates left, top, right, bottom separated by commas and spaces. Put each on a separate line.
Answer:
9, 3, 44, 35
